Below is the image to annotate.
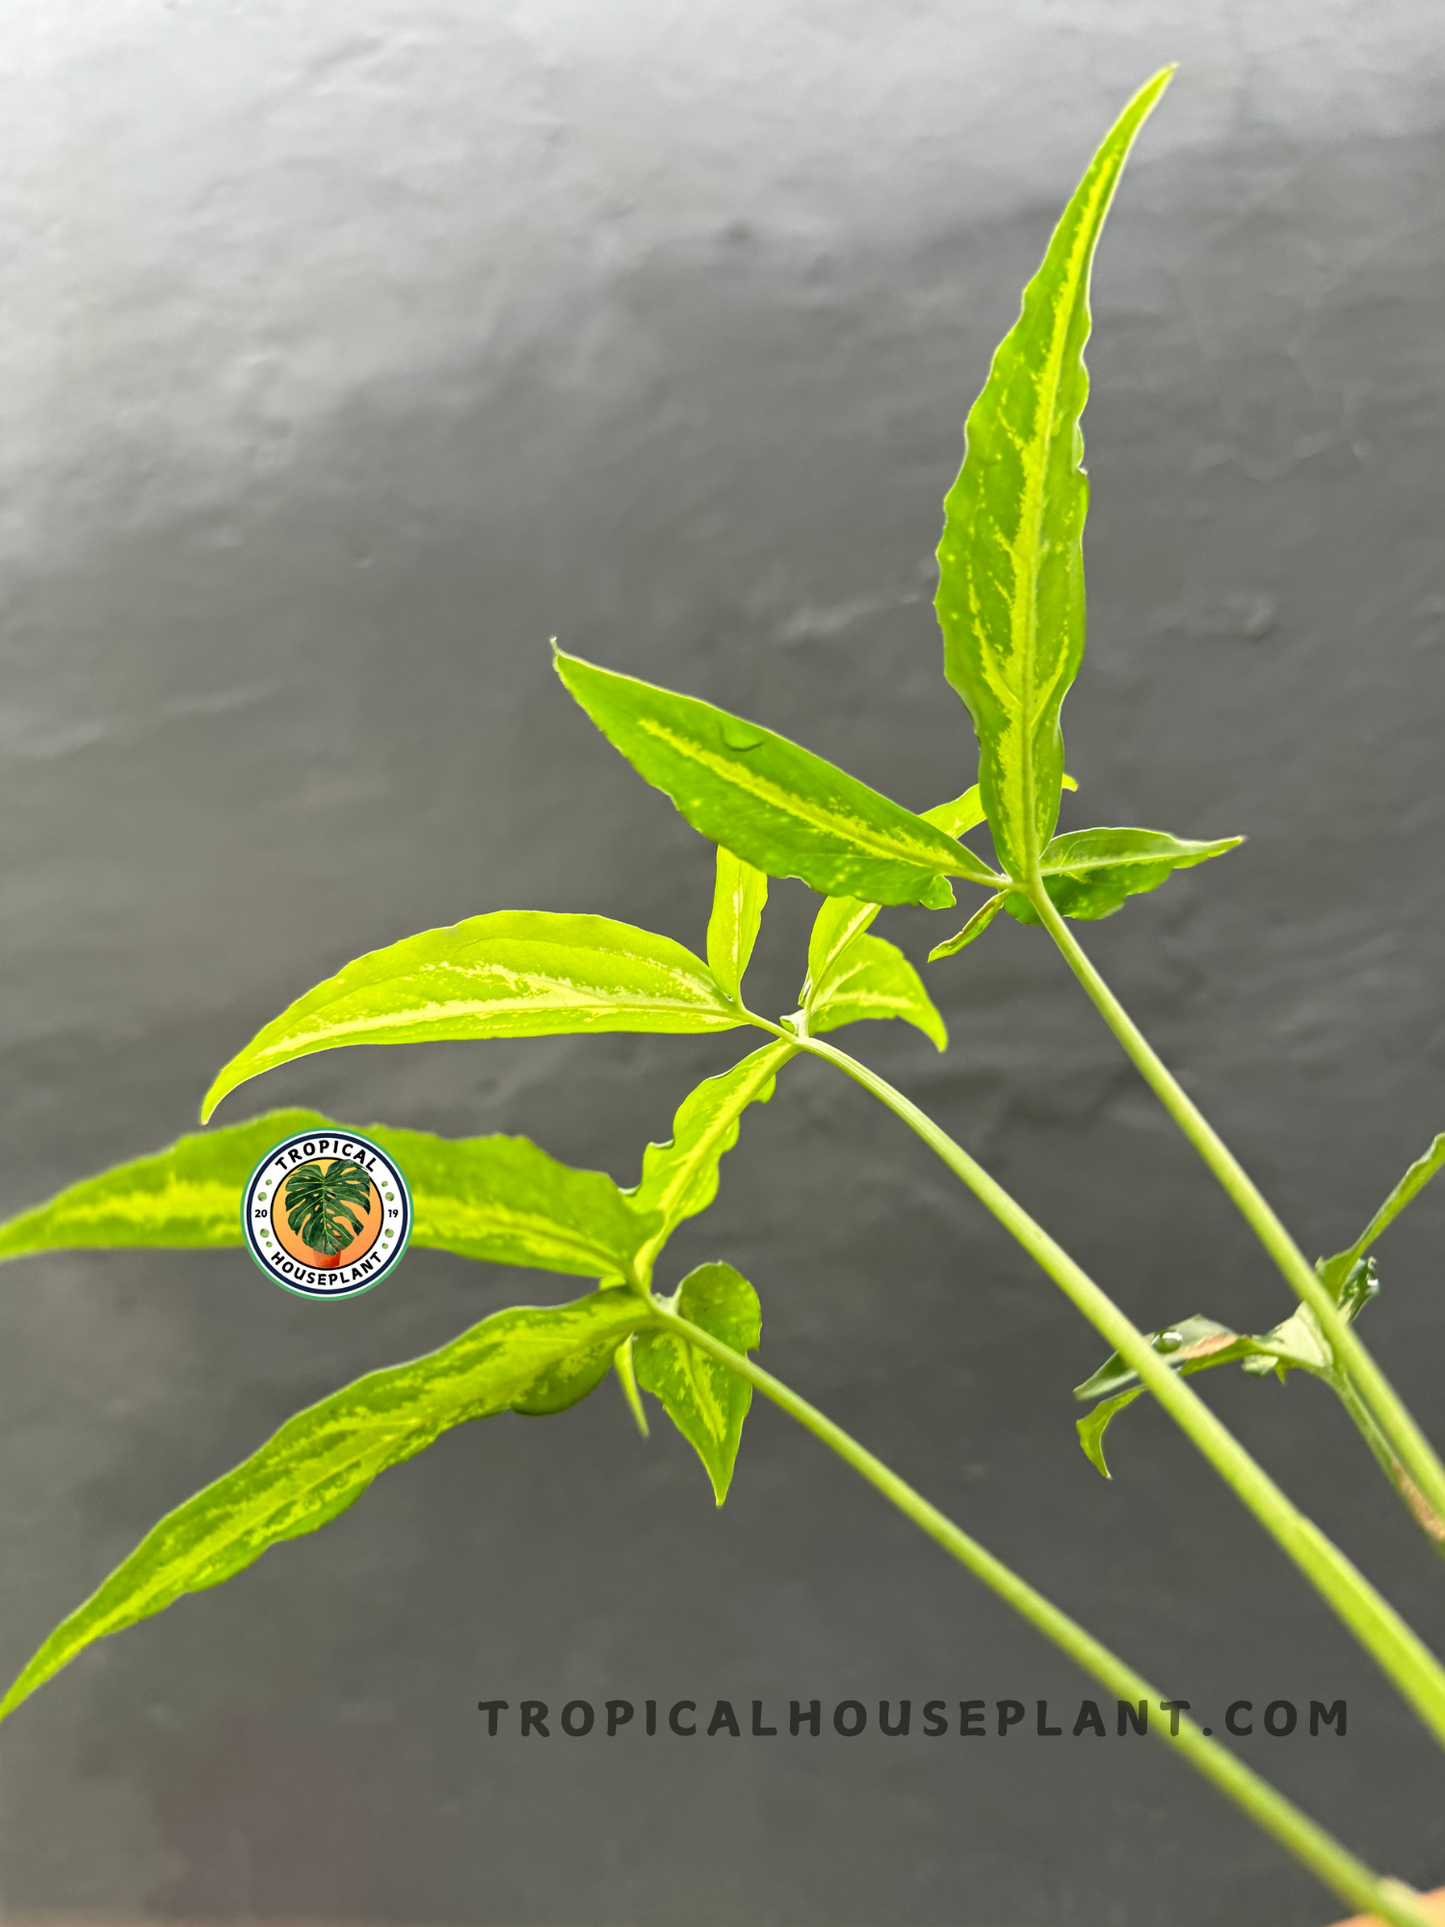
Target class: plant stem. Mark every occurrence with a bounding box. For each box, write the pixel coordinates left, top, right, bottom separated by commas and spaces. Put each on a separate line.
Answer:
648, 1303, 1438, 1927
1331, 1372, 1445, 1556
1028, 884, 1445, 1537
744, 1017, 1445, 1754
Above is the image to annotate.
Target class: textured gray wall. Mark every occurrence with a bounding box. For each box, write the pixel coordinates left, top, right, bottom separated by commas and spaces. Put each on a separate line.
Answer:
2, 4, 1445, 1923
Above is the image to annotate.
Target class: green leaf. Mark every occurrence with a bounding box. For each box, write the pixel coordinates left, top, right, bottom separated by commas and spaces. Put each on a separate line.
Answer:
0, 1110, 324, 1259
1073, 1315, 1248, 1401
1238, 1305, 1333, 1380
613, 1337, 650, 1439
202, 912, 745, 1121
0, 1109, 662, 1288
920, 785, 987, 839
1004, 828, 1242, 923
628, 1042, 796, 1275
928, 892, 1006, 962
918, 776, 1073, 842
282, 1158, 372, 1257
634, 1263, 760, 1504
934, 70, 1173, 882
0, 1290, 654, 1722
806, 933, 947, 1052
706, 846, 769, 1004
804, 895, 883, 995
1077, 1387, 1145, 1479
554, 648, 999, 905
1076, 1294, 1365, 1474
391, 1125, 662, 1283
1320, 1135, 1445, 1296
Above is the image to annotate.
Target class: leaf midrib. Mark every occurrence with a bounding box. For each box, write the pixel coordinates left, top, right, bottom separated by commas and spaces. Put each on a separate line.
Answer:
634, 716, 967, 879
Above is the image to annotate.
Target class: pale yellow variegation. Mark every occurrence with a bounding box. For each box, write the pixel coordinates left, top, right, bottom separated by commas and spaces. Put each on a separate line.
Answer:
935, 69, 1172, 883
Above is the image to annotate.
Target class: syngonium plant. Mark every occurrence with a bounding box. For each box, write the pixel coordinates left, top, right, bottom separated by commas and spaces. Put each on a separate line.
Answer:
3, 67, 1444, 1927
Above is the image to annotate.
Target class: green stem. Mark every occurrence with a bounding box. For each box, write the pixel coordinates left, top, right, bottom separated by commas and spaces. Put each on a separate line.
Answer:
1029, 883, 1445, 1538
1331, 1372, 1445, 1557
745, 1016, 1445, 1755
648, 1303, 1438, 1927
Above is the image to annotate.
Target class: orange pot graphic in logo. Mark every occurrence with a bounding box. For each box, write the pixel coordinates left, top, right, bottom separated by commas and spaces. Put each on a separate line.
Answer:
243, 1131, 411, 1297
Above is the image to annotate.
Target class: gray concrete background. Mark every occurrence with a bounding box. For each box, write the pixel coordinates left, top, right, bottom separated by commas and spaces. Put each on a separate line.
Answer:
2, 3, 1445, 1922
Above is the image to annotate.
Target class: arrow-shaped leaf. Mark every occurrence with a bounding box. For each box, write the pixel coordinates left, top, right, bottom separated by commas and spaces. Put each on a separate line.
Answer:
555, 649, 999, 906
935, 70, 1172, 882
203, 913, 745, 1121
0, 1290, 655, 1723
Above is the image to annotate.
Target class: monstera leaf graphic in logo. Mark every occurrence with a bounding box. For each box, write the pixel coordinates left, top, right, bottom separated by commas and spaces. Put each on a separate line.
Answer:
283, 1159, 374, 1268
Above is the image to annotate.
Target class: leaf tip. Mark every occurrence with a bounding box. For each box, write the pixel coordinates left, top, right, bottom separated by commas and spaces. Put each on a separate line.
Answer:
1077, 1422, 1112, 1480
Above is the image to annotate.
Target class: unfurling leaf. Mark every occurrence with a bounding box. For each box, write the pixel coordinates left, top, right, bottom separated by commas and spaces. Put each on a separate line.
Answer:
806, 934, 948, 1052
1004, 828, 1242, 923
1319, 1134, 1445, 1297
0, 1109, 663, 1288
553, 648, 998, 905
0, 1290, 654, 1722
935, 70, 1172, 882
628, 1043, 796, 1275
202, 912, 744, 1121
706, 847, 769, 1004
635, 1263, 760, 1504
929, 893, 1006, 961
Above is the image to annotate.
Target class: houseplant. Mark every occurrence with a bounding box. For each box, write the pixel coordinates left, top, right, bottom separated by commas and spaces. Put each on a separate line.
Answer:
1, 67, 1441, 1926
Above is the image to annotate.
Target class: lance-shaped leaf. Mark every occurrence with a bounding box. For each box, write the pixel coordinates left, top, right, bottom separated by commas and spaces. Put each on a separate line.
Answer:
391, 1125, 662, 1283
806, 933, 947, 1052
920, 785, 988, 839
635, 1263, 760, 1504
0, 1109, 663, 1287
928, 893, 1006, 962
934, 70, 1172, 881
554, 649, 999, 906
804, 895, 882, 996
706, 847, 768, 1004
628, 1042, 796, 1275
1319, 1135, 1445, 1297
0, 1290, 654, 1723
0, 1110, 325, 1259
203, 913, 745, 1121
1004, 828, 1242, 924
